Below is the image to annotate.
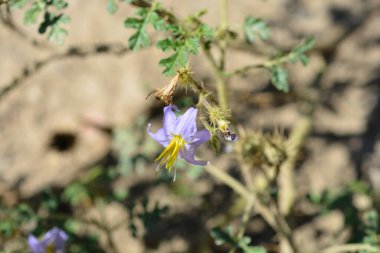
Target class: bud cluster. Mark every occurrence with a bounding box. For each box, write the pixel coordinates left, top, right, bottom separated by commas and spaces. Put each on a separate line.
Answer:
237, 130, 287, 168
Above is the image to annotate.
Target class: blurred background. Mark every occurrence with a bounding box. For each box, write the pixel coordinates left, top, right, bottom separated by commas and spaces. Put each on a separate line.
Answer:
1, 0, 380, 252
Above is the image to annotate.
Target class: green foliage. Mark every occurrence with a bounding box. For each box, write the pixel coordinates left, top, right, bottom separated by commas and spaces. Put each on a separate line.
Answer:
46, 14, 70, 45
243, 17, 271, 44
24, 1, 44, 24
41, 189, 58, 211
270, 65, 288, 92
361, 210, 379, 252
266, 36, 314, 92
126, 197, 168, 237
10, 0, 69, 45
124, 3, 165, 51
157, 23, 214, 75
287, 36, 315, 66
0, 203, 35, 238
9, 0, 30, 9
211, 227, 267, 253
107, 0, 118, 14
62, 182, 89, 206
307, 181, 380, 245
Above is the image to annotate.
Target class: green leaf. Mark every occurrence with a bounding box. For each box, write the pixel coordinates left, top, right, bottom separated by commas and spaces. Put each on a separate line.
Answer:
210, 227, 237, 246
107, 0, 118, 14
288, 36, 315, 66
47, 14, 70, 45
52, 0, 68, 9
62, 182, 89, 206
270, 65, 288, 92
124, 5, 164, 51
244, 17, 270, 44
211, 227, 267, 253
23, 2, 44, 25
156, 38, 176, 52
186, 37, 200, 54
159, 48, 188, 76
9, 0, 30, 9
198, 23, 214, 39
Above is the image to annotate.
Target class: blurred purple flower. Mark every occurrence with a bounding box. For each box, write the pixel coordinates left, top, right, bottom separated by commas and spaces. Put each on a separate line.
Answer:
28, 227, 68, 253
147, 105, 210, 179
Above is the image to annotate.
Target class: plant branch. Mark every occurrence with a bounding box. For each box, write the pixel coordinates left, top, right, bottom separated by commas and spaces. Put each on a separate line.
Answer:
219, 0, 228, 70
204, 162, 296, 250
225, 49, 301, 78
203, 46, 229, 111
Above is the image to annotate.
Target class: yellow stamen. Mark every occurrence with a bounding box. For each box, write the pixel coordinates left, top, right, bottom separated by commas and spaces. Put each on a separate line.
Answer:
45, 244, 55, 253
155, 134, 185, 172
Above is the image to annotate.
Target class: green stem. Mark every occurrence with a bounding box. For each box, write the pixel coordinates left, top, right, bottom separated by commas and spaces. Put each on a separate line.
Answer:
225, 50, 299, 78
204, 163, 251, 200
203, 47, 229, 111
219, 0, 228, 70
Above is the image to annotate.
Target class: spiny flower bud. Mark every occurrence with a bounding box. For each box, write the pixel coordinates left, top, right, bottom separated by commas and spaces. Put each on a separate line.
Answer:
178, 67, 193, 85
262, 137, 287, 167
206, 105, 238, 142
237, 129, 287, 168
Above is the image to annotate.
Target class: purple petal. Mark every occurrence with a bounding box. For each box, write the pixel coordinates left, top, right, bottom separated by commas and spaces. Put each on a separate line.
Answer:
188, 129, 211, 146
163, 105, 178, 135
180, 129, 211, 166
41, 227, 68, 251
28, 235, 43, 253
174, 107, 198, 139
180, 148, 209, 166
147, 124, 170, 147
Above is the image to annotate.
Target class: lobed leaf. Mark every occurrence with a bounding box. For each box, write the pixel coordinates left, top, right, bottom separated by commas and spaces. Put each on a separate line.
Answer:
107, 0, 118, 14
23, 2, 44, 25
9, 0, 30, 9
288, 36, 315, 66
124, 5, 164, 51
159, 47, 188, 76
244, 16, 271, 44
270, 65, 289, 92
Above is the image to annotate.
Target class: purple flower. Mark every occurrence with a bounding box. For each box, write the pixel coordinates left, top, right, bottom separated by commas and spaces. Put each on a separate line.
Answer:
28, 227, 68, 253
147, 105, 211, 179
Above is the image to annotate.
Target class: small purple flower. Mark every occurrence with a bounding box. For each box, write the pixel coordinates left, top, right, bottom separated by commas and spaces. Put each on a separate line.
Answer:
28, 227, 68, 253
148, 105, 211, 179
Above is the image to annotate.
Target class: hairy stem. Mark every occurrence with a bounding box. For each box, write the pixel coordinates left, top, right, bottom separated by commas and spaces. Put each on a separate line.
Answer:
203, 47, 229, 111
219, 0, 228, 70
204, 163, 297, 250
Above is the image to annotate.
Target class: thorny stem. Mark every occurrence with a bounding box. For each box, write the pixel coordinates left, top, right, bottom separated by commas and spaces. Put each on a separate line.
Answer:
204, 163, 296, 250
201, 0, 229, 112
236, 197, 254, 239
225, 50, 302, 78
219, 0, 228, 70
203, 47, 229, 112
228, 196, 255, 253
204, 163, 251, 200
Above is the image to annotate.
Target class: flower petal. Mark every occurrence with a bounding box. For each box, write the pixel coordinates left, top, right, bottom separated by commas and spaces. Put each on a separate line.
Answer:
180, 129, 210, 166
147, 124, 170, 147
163, 105, 178, 135
188, 129, 211, 147
174, 107, 198, 138
180, 148, 209, 166
28, 235, 43, 253
41, 227, 68, 251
